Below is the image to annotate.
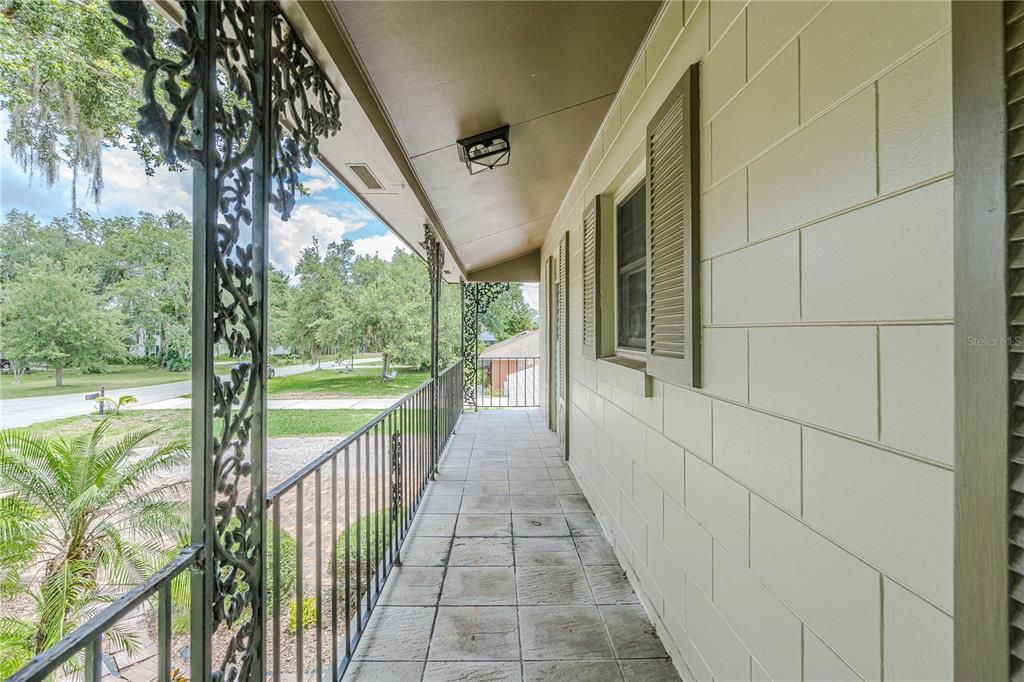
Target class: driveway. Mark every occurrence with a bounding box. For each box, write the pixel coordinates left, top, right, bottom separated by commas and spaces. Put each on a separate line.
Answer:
0, 359, 375, 429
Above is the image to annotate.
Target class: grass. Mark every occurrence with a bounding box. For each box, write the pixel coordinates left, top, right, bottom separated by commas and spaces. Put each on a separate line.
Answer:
0, 364, 191, 400
0, 358, 313, 401
14, 408, 384, 441
267, 366, 429, 399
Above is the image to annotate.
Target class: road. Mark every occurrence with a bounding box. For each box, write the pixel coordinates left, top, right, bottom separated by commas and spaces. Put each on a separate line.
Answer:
0, 360, 373, 429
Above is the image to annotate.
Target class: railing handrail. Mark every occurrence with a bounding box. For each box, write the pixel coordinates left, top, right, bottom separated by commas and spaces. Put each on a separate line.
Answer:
13, 359, 466, 681
9, 544, 202, 682
267, 359, 463, 502
437, 360, 462, 378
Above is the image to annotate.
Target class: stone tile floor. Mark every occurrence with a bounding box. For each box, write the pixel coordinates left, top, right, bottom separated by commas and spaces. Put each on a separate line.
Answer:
343, 409, 680, 682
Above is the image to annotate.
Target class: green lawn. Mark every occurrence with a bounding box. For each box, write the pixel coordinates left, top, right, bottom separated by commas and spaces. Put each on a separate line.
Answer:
0, 364, 190, 400
15, 408, 383, 441
267, 366, 429, 399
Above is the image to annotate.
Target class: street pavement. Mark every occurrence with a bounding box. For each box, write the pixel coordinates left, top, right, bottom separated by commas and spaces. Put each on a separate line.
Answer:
0, 359, 380, 429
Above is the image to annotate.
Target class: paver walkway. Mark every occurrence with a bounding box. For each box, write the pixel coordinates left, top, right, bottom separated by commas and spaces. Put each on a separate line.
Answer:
343, 408, 681, 682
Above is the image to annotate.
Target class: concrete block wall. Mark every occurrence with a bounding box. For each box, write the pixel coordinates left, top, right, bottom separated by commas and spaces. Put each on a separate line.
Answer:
538, 1, 953, 679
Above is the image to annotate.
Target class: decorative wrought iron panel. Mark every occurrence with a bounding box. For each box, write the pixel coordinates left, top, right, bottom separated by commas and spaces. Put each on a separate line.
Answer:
110, 1, 340, 678
421, 227, 444, 471
390, 431, 403, 520
461, 281, 512, 409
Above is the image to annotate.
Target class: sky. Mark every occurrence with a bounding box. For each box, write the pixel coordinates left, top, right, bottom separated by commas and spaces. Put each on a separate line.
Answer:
0, 121, 538, 309
0, 121, 406, 275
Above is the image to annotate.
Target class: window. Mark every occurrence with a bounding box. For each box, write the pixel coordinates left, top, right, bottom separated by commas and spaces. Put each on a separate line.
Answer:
616, 182, 647, 351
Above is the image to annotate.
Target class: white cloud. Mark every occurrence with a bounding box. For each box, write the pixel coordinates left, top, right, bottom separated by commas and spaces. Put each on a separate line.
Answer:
351, 232, 409, 260
99, 147, 192, 216
303, 177, 336, 193
270, 203, 369, 271
304, 162, 331, 179
521, 283, 539, 312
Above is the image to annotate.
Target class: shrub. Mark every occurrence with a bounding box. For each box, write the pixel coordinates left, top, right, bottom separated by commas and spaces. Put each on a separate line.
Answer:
265, 520, 298, 601
223, 517, 298, 601
334, 510, 389, 579
287, 597, 317, 635
165, 349, 191, 373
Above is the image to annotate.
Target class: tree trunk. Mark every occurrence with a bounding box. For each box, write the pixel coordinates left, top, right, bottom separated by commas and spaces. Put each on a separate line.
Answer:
157, 322, 166, 368
55, 365, 63, 387
381, 353, 390, 379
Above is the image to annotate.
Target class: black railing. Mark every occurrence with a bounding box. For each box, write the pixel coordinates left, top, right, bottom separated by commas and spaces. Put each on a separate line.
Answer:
264, 359, 463, 679
9, 545, 201, 682
10, 360, 464, 681
477, 356, 540, 407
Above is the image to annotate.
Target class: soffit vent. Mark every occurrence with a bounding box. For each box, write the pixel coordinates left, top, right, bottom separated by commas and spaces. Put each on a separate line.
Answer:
346, 163, 384, 191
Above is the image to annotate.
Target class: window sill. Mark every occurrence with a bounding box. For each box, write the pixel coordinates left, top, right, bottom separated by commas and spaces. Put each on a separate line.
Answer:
597, 355, 653, 398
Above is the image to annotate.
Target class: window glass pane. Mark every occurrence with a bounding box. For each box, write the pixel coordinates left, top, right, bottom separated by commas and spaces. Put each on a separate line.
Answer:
617, 184, 647, 350
617, 185, 646, 268
618, 268, 646, 349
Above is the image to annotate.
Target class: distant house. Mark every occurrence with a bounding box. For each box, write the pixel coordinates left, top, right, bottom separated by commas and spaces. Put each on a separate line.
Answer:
478, 330, 497, 346
480, 330, 539, 360
480, 330, 539, 400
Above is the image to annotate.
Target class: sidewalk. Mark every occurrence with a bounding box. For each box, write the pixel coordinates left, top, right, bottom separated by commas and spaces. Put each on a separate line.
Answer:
127, 396, 401, 411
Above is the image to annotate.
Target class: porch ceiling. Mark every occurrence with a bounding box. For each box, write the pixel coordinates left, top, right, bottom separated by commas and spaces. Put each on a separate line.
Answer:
326, 1, 659, 276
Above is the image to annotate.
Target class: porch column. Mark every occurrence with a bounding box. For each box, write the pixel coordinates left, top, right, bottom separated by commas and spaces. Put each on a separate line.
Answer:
189, 4, 219, 679
422, 226, 444, 475
111, 1, 341, 678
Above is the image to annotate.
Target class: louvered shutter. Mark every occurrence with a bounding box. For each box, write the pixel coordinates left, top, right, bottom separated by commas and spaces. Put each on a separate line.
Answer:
557, 232, 570, 458
582, 195, 613, 359
582, 199, 599, 358
1009, 4, 1024, 676
558, 232, 569, 404
645, 64, 701, 387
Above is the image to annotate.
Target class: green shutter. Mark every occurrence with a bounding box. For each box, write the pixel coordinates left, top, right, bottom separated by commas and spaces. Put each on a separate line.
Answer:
558, 232, 569, 404
582, 197, 599, 358
645, 63, 701, 388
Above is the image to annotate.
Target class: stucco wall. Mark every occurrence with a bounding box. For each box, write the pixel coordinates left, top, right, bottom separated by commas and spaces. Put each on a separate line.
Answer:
537, 1, 953, 679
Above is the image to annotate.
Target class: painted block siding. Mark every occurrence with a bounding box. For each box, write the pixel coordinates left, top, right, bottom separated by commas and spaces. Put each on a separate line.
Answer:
538, 1, 953, 680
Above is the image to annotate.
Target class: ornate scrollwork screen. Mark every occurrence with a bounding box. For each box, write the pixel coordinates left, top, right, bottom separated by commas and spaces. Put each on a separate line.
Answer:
110, 1, 341, 678
461, 282, 513, 409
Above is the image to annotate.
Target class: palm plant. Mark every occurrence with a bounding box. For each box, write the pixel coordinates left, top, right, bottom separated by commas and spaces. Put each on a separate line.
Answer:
95, 394, 138, 415
0, 421, 189, 677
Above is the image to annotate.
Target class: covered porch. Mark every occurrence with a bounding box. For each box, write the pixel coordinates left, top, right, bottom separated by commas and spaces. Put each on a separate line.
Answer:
8, 0, 1014, 680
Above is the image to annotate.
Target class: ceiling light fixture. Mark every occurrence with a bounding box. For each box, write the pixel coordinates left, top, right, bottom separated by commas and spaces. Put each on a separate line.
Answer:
456, 125, 511, 175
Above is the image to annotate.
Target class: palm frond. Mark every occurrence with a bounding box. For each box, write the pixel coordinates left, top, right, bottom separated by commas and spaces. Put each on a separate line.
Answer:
0, 615, 35, 680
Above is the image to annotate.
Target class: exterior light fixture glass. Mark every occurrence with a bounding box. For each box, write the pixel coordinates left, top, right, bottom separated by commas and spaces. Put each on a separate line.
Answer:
456, 125, 511, 175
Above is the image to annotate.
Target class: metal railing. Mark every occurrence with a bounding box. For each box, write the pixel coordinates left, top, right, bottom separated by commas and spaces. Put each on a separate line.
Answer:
10, 360, 464, 681
264, 359, 463, 679
477, 356, 540, 407
9, 545, 201, 682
